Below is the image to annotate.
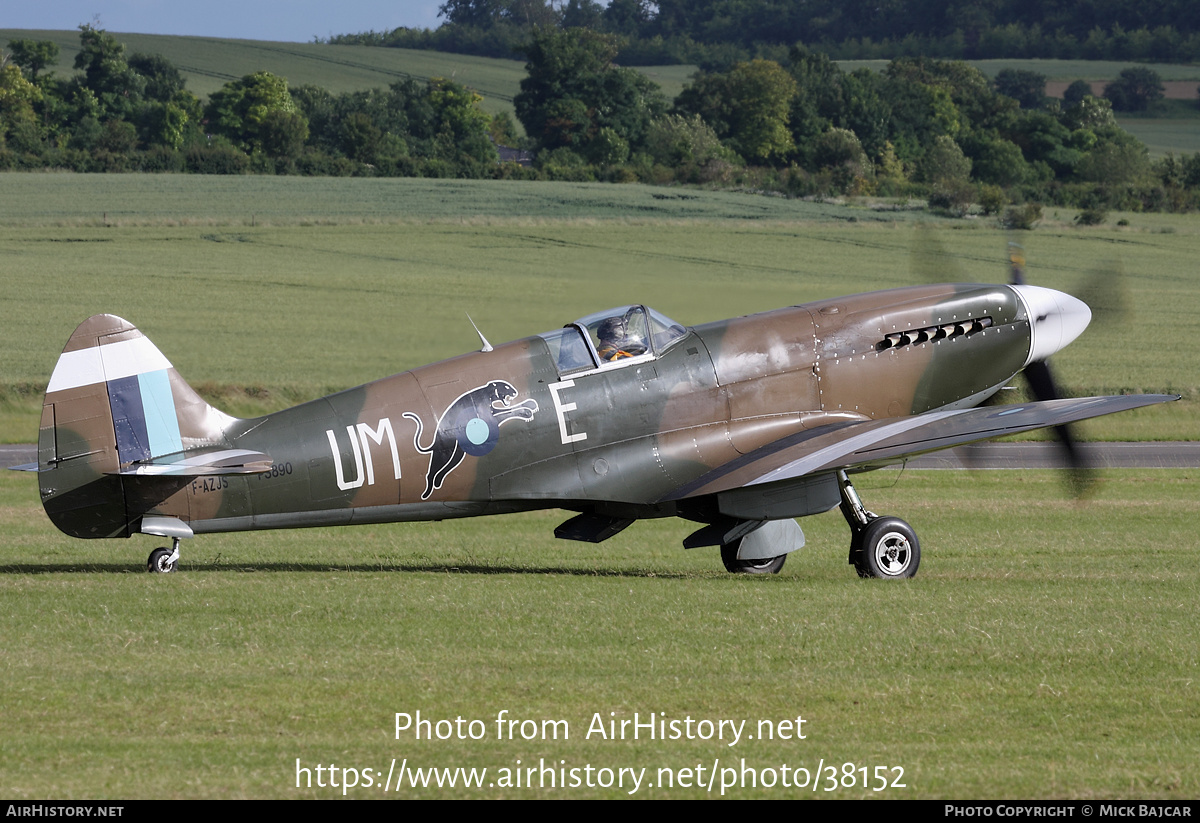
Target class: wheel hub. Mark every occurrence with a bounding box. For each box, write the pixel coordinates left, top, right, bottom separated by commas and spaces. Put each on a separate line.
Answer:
874, 531, 911, 575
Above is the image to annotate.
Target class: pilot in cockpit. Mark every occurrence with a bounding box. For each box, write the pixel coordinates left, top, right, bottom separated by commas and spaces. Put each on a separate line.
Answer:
596, 316, 648, 361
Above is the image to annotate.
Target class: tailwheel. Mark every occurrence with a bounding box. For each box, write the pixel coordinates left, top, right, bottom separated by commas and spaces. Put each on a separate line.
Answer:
147, 538, 180, 573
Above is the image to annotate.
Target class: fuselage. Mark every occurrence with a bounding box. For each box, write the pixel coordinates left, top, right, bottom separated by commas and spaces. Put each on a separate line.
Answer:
167, 283, 1072, 534
37, 283, 1089, 539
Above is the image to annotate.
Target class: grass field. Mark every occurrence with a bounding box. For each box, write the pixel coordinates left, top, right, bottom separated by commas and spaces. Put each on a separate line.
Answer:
1, 467, 1196, 798
1117, 119, 1200, 158
0, 175, 1195, 441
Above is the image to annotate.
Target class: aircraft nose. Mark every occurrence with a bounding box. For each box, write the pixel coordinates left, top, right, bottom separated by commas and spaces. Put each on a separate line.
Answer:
1012, 285, 1092, 365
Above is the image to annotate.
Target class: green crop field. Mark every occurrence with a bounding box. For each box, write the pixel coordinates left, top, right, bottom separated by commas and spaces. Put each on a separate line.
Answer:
0, 174, 1195, 442
1116, 120, 1200, 158
0, 173, 1197, 798
960, 58, 1200, 83
840, 58, 1200, 83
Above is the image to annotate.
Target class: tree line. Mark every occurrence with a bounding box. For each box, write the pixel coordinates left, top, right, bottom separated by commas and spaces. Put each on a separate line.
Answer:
0, 26, 500, 177
4, 26, 1199, 215
326, 0, 1200, 66
509, 29, 1200, 214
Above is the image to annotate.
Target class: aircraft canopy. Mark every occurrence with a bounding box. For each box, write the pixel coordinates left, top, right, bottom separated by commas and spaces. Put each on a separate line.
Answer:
539, 305, 687, 375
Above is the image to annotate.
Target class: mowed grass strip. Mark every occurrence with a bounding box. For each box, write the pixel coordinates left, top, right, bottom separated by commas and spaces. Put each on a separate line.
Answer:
0, 469, 1196, 798
0, 174, 896, 225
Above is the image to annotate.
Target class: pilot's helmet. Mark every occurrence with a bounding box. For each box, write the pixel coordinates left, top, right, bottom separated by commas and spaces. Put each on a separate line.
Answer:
597, 316, 626, 342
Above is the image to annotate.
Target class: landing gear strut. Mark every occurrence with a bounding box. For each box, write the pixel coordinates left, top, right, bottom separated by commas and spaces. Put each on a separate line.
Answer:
147, 537, 181, 573
838, 470, 920, 579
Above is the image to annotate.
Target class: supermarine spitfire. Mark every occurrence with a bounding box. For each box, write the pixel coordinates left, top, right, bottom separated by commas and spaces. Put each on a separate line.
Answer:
26, 274, 1176, 578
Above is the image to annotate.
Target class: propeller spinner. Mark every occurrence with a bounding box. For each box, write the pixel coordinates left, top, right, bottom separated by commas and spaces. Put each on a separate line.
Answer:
1012, 284, 1092, 366
1011, 283, 1096, 494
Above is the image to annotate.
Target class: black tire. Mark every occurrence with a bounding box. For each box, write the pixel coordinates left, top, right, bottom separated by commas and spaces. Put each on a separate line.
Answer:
853, 517, 919, 579
147, 547, 176, 574
720, 541, 786, 574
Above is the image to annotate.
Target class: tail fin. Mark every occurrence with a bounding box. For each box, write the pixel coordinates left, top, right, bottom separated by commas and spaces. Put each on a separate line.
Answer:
39, 315, 238, 538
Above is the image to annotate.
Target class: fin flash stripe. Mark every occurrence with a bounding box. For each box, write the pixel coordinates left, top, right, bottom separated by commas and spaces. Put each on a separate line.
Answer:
47, 336, 172, 393
107, 370, 184, 464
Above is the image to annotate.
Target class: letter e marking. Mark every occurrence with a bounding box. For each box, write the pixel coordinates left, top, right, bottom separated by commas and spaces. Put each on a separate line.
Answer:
549, 380, 587, 445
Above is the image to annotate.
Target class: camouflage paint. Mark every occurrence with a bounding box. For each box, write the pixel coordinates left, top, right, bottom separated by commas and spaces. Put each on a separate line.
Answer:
33, 285, 1169, 548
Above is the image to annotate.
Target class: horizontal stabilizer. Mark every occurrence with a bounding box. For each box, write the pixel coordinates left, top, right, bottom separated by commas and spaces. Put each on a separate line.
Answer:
8, 463, 39, 472
108, 448, 272, 477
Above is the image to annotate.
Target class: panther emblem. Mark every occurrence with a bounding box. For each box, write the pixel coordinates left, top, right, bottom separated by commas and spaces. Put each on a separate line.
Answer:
402, 380, 539, 500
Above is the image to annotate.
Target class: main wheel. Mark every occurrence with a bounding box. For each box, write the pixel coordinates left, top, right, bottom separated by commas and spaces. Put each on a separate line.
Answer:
720, 541, 786, 574
147, 547, 177, 574
853, 517, 919, 579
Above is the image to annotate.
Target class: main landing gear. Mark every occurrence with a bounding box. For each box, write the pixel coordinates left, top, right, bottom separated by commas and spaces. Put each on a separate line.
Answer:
147, 537, 181, 574
838, 470, 920, 579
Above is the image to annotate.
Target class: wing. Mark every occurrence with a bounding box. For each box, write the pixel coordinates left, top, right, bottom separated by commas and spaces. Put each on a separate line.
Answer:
661, 394, 1178, 501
